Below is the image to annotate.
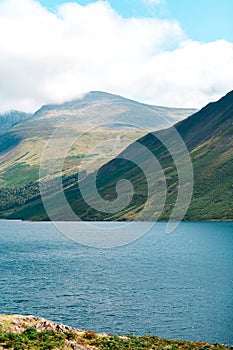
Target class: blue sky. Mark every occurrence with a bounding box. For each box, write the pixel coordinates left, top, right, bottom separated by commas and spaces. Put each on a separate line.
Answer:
38, 0, 233, 42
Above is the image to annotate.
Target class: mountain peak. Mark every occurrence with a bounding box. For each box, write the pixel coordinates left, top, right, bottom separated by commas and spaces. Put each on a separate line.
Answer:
0, 110, 32, 135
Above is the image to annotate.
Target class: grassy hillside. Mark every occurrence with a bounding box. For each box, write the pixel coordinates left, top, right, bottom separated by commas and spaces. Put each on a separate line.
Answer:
0, 91, 232, 221
0, 91, 195, 189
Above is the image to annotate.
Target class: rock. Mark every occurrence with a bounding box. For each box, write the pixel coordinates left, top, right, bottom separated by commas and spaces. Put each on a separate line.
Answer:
0, 314, 81, 334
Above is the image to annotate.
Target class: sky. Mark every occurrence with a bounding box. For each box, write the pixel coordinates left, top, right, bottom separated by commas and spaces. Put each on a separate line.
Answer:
0, 0, 233, 112
40, 0, 233, 42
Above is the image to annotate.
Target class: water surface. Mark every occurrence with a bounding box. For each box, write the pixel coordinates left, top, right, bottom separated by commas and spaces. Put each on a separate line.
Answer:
0, 221, 232, 344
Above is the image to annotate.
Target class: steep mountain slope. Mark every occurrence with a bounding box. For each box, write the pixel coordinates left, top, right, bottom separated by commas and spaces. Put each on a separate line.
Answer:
0, 110, 32, 135
1, 91, 232, 221
90, 90, 232, 221
91, 90, 233, 221
0, 91, 195, 188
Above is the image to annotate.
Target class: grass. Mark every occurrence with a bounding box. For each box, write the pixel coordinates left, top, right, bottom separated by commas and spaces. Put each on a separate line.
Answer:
0, 327, 232, 350
0, 92, 232, 221
0, 327, 65, 350
0, 127, 145, 188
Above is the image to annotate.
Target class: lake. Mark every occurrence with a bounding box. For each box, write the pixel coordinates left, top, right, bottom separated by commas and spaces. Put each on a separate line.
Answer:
0, 221, 232, 345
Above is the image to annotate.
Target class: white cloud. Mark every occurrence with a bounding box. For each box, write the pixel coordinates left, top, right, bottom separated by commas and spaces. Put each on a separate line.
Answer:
0, 0, 232, 113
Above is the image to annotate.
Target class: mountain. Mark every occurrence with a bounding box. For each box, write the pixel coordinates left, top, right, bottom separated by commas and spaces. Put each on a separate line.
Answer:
0, 110, 32, 135
87, 90, 232, 221
33, 91, 196, 128
3, 90, 231, 221
0, 91, 196, 189
86, 90, 232, 221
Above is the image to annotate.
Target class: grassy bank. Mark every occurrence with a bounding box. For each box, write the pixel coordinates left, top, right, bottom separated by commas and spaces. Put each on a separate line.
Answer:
0, 315, 232, 350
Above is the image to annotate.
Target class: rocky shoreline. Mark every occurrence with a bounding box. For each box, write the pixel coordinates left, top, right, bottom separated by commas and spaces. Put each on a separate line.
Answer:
0, 314, 81, 334
0, 314, 95, 349
0, 314, 232, 349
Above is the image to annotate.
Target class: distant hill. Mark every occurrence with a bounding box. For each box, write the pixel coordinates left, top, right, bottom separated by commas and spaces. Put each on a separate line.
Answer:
0, 91, 196, 189
33, 91, 196, 128
0, 110, 32, 135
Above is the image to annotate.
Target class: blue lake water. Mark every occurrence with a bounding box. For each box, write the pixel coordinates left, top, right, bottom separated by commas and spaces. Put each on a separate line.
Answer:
0, 221, 232, 344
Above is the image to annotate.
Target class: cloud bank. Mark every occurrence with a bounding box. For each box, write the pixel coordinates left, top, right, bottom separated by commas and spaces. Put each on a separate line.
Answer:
0, 0, 232, 112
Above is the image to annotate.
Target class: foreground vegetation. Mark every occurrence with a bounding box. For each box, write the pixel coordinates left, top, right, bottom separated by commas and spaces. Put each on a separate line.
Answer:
0, 329, 232, 350
0, 315, 232, 350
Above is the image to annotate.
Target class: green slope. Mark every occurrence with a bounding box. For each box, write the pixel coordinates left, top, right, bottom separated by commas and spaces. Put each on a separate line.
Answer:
0, 91, 232, 221
0, 91, 195, 189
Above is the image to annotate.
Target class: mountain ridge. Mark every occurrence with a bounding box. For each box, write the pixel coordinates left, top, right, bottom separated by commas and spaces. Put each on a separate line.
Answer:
0, 91, 196, 190
34, 91, 197, 116
37, 90, 233, 221
0, 110, 32, 135
0, 91, 232, 221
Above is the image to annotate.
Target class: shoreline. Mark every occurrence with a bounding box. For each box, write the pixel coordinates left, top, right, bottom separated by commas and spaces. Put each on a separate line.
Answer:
0, 218, 233, 223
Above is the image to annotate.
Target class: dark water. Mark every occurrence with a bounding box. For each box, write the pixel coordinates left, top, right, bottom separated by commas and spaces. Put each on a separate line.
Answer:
0, 221, 232, 344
